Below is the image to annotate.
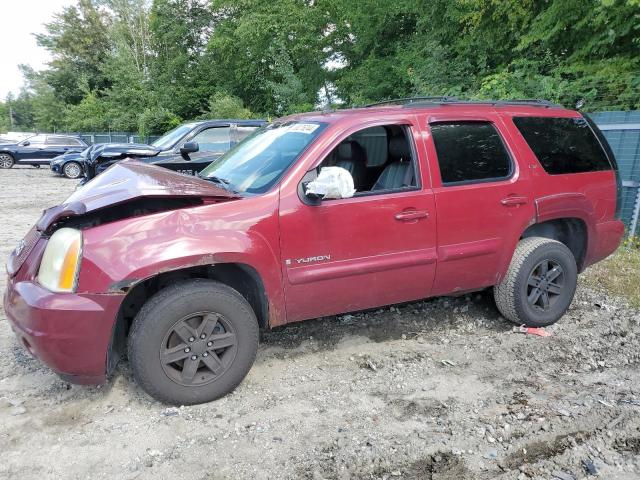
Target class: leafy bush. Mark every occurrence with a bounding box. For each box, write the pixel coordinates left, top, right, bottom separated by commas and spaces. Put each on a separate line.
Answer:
202, 93, 254, 120
137, 107, 181, 137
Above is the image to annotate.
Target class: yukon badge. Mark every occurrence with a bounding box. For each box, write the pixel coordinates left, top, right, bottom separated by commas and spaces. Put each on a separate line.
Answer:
285, 255, 331, 265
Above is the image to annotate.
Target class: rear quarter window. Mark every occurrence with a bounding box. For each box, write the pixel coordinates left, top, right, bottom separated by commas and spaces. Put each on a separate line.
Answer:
513, 116, 611, 175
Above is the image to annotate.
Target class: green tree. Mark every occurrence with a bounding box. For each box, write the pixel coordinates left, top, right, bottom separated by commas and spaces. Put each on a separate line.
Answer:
63, 92, 110, 131
207, 0, 342, 114
36, 0, 112, 105
202, 92, 254, 119
149, 0, 216, 119
138, 107, 181, 137
0, 101, 11, 132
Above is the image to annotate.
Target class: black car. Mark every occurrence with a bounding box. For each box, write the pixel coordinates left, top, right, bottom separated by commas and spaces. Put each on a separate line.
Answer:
0, 134, 88, 169
50, 146, 95, 179
83, 119, 266, 181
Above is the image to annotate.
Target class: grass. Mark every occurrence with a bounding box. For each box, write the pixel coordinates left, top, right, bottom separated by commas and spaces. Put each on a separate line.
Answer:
582, 237, 640, 309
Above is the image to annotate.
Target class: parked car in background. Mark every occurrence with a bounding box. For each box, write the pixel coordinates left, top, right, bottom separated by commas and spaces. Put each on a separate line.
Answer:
4, 99, 624, 405
82, 119, 266, 182
0, 134, 88, 169
50, 145, 94, 179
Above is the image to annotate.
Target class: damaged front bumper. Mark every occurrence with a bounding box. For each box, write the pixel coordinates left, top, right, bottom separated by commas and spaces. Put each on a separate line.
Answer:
4, 275, 123, 385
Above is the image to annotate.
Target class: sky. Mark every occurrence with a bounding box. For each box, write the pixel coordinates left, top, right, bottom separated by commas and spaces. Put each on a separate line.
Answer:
0, 0, 74, 99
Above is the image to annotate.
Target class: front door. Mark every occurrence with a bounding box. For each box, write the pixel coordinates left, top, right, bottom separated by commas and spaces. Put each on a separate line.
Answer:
278, 121, 437, 322
15, 135, 47, 164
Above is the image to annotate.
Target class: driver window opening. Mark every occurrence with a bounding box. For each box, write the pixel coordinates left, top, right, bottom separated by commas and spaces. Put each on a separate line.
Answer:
318, 125, 417, 195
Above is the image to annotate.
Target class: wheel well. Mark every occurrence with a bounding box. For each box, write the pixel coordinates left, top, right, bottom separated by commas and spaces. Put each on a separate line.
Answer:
107, 263, 269, 374
521, 218, 587, 271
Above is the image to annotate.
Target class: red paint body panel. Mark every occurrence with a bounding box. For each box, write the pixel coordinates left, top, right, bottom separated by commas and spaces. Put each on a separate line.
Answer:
278, 115, 438, 321
4, 240, 121, 383
4, 104, 624, 384
78, 190, 286, 325
419, 111, 536, 295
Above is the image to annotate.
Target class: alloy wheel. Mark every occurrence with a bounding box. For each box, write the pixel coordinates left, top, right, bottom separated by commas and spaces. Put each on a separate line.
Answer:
526, 259, 565, 311
160, 311, 238, 387
64, 162, 82, 179
0, 154, 14, 169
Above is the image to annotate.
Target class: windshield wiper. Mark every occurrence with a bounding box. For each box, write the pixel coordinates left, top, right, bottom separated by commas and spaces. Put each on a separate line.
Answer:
199, 175, 238, 194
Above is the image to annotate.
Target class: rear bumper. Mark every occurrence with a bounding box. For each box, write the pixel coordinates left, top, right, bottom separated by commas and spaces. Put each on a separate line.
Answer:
4, 277, 123, 384
585, 219, 625, 267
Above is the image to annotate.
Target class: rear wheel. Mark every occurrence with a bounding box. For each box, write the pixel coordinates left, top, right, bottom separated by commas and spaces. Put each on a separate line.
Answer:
128, 279, 259, 405
494, 237, 577, 327
63, 161, 82, 179
0, 153, 14, 169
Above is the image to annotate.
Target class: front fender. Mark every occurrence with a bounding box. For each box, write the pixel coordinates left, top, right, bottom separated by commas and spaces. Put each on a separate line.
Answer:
76, 195, 285, 324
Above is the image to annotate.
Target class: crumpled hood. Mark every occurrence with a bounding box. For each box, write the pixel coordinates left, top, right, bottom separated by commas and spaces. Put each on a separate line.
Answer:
87, 142, 160, 165
36, 160, 237, 231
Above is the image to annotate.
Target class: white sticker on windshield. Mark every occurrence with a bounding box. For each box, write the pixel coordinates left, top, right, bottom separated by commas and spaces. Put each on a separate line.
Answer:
288, 123, 320, 134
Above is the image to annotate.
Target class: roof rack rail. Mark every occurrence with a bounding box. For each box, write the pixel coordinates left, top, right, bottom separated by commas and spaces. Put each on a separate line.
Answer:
401, 98, 563, 109
363, 96, 459, 108
362, 97, 563, 109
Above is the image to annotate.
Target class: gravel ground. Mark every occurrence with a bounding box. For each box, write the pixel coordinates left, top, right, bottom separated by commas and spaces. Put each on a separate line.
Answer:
0, 167, 639, 480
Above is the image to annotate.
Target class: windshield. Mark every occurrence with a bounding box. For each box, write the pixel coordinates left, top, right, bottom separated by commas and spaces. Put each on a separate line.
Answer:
199, 121, 326, 194
151, 124, 197, 150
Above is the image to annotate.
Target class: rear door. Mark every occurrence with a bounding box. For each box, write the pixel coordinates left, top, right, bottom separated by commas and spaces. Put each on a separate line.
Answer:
43, 136, 79, 162
421, 112, 535, 295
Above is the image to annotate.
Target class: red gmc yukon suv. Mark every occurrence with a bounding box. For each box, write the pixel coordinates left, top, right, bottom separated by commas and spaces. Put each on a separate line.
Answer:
4, 99, 624, 405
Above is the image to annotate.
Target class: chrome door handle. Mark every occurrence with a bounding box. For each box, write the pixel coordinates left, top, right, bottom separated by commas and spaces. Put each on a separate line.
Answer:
395, 210, 429, 221
501, 196, 528, 206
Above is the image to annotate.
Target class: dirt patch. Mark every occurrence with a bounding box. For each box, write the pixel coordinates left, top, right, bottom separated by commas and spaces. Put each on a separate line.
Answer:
503, 431, 590, 469
614, 436, 640, 455
381, 452, 473, 480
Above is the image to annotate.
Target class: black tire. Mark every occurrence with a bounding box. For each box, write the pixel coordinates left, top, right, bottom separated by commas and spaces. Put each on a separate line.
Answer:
494, 237, 577, 327
128, 279, 259, 405
63, 161, 82, 179
0, 153, 14, 169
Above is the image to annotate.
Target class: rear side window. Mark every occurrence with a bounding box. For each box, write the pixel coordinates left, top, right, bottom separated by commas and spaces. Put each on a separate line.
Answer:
47, 136, 78, 146
191, 127, 231, 152
235, 126, 259, 142
430, 121, 512, 185
513, 117, 611, 175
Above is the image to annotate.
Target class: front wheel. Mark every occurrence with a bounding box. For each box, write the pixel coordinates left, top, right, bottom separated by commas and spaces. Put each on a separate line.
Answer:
494, 237, 577, 327
128, 279, 259, 405
63, 161, 82, 179
0, 153, 14, 169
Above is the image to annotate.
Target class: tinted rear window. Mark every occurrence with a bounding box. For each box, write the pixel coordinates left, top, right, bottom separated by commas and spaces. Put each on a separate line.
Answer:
430, 121, 512, 184
513, 116, 611, 175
